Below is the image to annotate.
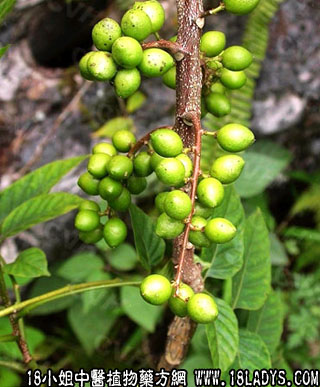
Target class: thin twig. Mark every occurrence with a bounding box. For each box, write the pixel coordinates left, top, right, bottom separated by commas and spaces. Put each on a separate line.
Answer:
200, 2, 225, 18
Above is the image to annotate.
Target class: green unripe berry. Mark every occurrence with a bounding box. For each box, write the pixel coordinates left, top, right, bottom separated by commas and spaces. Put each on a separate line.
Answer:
108, 187, 131, 212
210, 155, 245, 184
79, 227, 103, 244
222, 46, 253, 71
92, 142, 117, 157
133, 152, 153, 177
151, 128, 183, 157
168, 284, 194, 317
87, 52, 117, 81
197, 178, 224, 208
200, 31, 226, 57
150, 152, 165, 170
87, 153, 111, 179
156, 213, 185, 239
77, 172, 100, 195
162, 66, 176, 89
155, 158, 185, 187
210, 82, 226, 94
205, 93, 231, 117
79, 52, 95, 81
79, 200, 100, 212
112, 130, 136, 153
103, 218, 127, 248
217, 123, 255, 152
99, 177, 123, 201
189, 216, 211, 248
155, 192, 168, 213
187, 293, 218, 324
205, 217, 237, 244
139, 48, 174, 78
176, 154, 193, 178
164, 190, 192, 220
220, 68, 247, 89
140, 274, 172, 305
194, 201, 214, 219
133, 1, 165, 33
114, 68, 141, 99
121, 9, 153, 41
127, 176, 147, 195
92, 18, 122, 51
75, 210, 100, 232
107, 155, 133, 180
112, 37, 143, 69
224, 0, 260, 15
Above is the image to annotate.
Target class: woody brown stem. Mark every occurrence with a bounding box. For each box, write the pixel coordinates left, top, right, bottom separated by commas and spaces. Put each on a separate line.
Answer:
142, 40, 189, 60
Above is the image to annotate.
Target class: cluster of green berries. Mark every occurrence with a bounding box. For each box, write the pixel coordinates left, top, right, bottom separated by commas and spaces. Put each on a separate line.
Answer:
140, 274, 218, 324
79, 1, 175, 99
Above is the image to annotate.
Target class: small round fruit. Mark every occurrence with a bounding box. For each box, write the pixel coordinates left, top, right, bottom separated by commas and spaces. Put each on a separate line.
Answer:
150, 152, 165, 170
108, 187, 131, 212
87, 52, 117, 81
151, 128, 183, 157
210, 155, 245, 184
103, 218, 127, 248
162, 66, 176, 89
107, 155, 133, 180
217, 123, 255, 152
197, 178, 224, 208
139, 48, 174, 78
112, 37, 143, 69
205, 218, 236, 244
99, 177, 123, 201
92, 142, 117, 157
121, 9, 153, 41
205, 93, 231, 117
87, 153, 111, 179
168, 284, 194, 317
210, 82, 226, 94
155, 158, 185, 187
220, 68, 247, 89
92, 18, 122, 51
79, 52, 95, 81
164, 190, 192, 220
77, 172, 100, 195
134, 152, 153, 177
176, 154, 193, 178
127, 176, 147, 194
189, 216, 211, 248
140, 274, 172, 305
79, 200, 100, 212
222, 46, 253, 71
224, 0, 260, 15
155, 192, 168, 213
133, 1, 165, 32
114, 68, 141, 99
156, 213, 185, 239
75, 210, 100, 232
79, 227, 103, 244
187, 293, 218, 324
112, 130, 136, 153
194, 201, 214, 219
200, 31, 226, 57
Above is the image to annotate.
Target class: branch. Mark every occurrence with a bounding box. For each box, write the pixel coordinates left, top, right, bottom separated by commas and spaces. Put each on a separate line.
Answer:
142, 40, 189, 61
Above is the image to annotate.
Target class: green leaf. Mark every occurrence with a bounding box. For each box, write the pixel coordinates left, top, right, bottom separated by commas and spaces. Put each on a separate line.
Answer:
235, 141, 292, 198
232, 210, 271, 310
0, 44, 9, 59
92, 117, 135, 138
0, 0, 15, 24
3, 248, 49, 278
108, 243, 138, 271
81, 271, 112, 313
247, 291, 284, 354
68, 293, 121, 355
0, 368, 21, 387
56, 252, 104, 283
182, 355, 213, 387
129, 204, 165, 270
1, 192, 83, 237
120, 286, 162, 332
284, 226, 320, 242
0, 155, 87, 225
206, 298, 239, 372
270, 233, 289, 266
231, 329, 271, 371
